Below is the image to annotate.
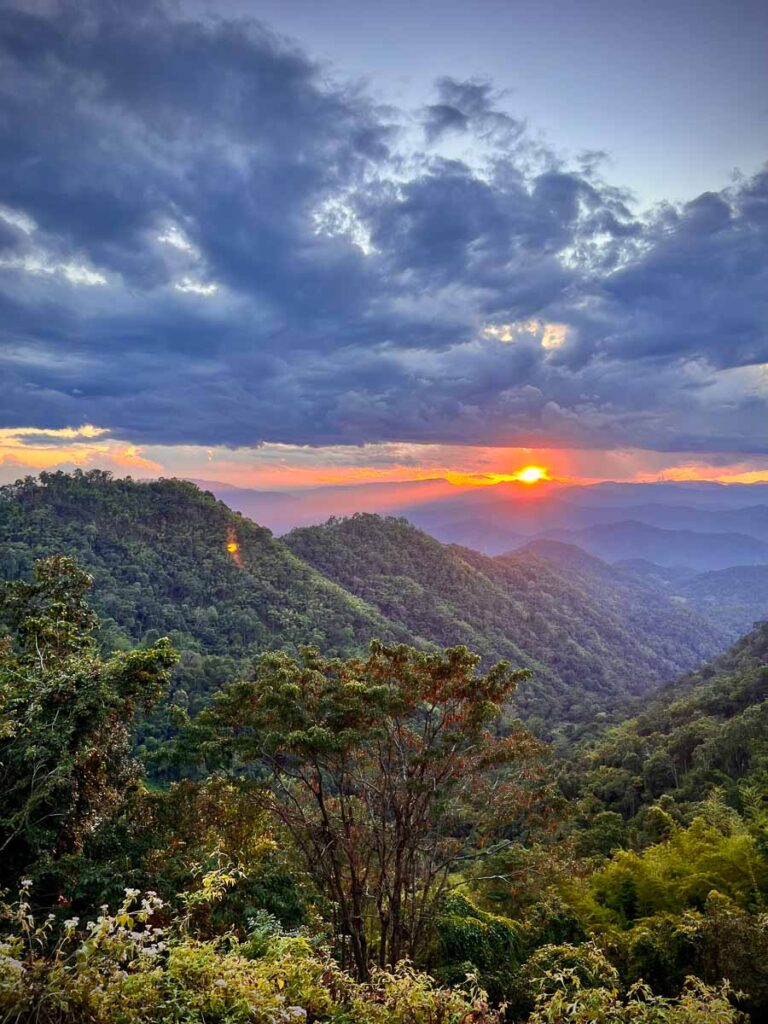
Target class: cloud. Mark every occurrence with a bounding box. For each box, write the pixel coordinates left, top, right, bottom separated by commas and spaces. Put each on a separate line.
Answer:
422, 77, 524, 146
0, 0, 766, 457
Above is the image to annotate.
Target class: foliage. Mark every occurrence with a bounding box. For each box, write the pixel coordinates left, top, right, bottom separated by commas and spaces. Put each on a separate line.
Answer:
197, 641, 546, 980
527, 974, 743, 1023
511, 942, 745, 1022
516, 940, 620, 1012
59, 778, 311, 934
582, 806, 768, 923
286, 514, 727, 734
605, 896, 768, 1012
0, 887, 504, 1024
0, 887, 746, 1023
565, 806, 768, 1017
463, 841, 581, 923
571, 621, 768, 831
430, 892, 525, 1004
0, 556, 178, 889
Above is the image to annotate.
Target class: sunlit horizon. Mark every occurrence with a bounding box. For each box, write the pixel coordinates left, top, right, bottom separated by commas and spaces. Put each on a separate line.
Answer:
2, 424, 768, 493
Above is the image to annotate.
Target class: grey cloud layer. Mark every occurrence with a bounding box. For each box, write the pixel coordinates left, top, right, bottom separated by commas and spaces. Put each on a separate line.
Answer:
0, 0, 766, 452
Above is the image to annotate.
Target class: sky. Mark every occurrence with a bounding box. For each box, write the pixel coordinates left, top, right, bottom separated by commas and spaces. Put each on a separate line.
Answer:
1, 0, 767, 490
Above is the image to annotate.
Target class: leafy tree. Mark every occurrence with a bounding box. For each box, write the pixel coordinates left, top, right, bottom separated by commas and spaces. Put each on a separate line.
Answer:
199, 641, 545, 979
0, 556, 177, 889
574, 810, 627, 858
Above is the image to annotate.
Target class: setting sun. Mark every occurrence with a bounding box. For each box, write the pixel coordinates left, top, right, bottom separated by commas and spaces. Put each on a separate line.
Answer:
513, 465, 549, 484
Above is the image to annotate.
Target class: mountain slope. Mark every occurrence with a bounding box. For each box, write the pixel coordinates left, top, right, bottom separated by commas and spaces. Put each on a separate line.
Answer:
401, 482, 768, 557
0, 474, 736, 734
541, 520, 768, 571
0, 471, 406, 656
285, 515, 730, 730
616, 560, 768, 639
495, 540, 728, 678
674, 565, 768, 637
578, 620, 768, 819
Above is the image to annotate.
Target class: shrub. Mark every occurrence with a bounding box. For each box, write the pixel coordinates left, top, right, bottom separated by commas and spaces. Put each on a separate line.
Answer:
430, 891, 524, 1003
0, 887, 503, 1024
528, 976, 743, 1023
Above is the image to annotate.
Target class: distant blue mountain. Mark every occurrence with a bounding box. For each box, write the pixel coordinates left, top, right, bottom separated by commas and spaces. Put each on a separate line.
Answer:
540, 520, 768, 571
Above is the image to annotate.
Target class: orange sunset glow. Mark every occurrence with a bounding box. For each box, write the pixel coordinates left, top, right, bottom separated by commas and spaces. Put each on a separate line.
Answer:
3, 429, 768, 493
4, 431, 768, 492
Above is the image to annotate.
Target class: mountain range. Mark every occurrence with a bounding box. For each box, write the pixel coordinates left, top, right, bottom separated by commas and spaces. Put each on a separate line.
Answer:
1, 470, 752, 735
192, 476, 768, 573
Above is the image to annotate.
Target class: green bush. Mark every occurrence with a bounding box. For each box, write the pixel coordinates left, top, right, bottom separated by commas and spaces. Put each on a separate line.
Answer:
517, 942, 743, 1022
0, 887, 503, 1024
430, 892, 524, 1002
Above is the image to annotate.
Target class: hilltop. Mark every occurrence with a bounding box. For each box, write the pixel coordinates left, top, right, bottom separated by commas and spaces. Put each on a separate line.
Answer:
0, 474, 735, 732
0, 471, 405, 657
285, 514, 730, 729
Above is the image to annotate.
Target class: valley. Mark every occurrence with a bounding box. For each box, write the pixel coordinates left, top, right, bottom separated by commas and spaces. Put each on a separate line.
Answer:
2, 469, 768, 1022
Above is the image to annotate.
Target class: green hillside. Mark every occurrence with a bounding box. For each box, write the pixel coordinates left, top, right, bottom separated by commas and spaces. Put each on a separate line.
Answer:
674, 564, 768, 638
549, 622, 768, 1021
285, 515, 729, 730
0, 471, 405, 657
576, 620, 768, 824
0, 475, 731, 733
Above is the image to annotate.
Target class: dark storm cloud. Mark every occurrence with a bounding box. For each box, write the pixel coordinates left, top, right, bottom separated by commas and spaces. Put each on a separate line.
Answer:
0, 0, 766, 453
590, 176, 768, 369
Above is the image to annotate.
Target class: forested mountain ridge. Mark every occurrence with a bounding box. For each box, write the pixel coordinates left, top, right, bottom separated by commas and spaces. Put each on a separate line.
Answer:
671, 564, 768, 639
576, 619, 768, 823
0, 471, 407, 657
540, 547, 768, 643
1, 472, 732, 734
285, 514, 730, 729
